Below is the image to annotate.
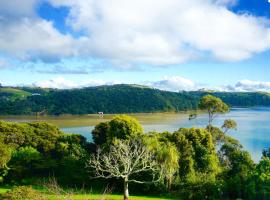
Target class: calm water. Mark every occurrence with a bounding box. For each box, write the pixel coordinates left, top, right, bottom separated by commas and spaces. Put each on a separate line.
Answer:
1, 108, 270, 162
61, 108, 270, 162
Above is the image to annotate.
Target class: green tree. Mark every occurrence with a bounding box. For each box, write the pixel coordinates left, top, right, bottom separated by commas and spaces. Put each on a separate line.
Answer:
222, 119, 237, 134
92, 122, 109, 145
144, 132, 179, 190
92, 115, 143, 145
219, 139, 254, 199
199, 95, 229, 127
8, 146, 41, 180
247, 157, 270, 199
172, 128, 220, 181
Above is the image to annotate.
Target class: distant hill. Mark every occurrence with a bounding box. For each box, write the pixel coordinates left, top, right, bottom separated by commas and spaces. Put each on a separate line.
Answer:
0, 84, 270, 115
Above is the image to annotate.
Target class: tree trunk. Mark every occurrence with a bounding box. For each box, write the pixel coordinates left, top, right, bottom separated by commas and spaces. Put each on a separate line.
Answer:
124, 179, 129, 200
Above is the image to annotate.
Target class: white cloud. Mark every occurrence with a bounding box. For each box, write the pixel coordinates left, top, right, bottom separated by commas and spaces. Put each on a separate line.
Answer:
0, 0, 38, 17
48, 0, 270, 64
33, 77, 77, 89
0, 18, 80, 61
146, 76, 199, 91
31, 77, 270, 92
1, 0, 270, 66
33, 77, 121, 89
223, 80, 270, 92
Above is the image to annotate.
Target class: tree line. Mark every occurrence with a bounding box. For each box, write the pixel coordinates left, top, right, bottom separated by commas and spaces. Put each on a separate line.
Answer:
1, 84, 270, 115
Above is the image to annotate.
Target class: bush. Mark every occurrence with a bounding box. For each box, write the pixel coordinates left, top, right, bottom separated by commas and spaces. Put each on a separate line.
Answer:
1, 186, 47, 200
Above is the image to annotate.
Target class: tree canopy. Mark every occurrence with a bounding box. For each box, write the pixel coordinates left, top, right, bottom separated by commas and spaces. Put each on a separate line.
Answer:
199, 95, 229, 126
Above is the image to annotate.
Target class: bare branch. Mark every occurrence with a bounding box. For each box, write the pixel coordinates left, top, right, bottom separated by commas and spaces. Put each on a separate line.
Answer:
86, 139, 161, 184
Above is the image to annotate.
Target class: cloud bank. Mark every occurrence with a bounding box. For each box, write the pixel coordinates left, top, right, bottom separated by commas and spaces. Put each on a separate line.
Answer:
31, 76, 270, 93
223, 80, 270, 92
0, 0, 270, 67
33, 77, 121, 89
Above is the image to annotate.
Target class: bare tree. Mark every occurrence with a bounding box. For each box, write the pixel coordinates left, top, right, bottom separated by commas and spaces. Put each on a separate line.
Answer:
87, 139, 161, 200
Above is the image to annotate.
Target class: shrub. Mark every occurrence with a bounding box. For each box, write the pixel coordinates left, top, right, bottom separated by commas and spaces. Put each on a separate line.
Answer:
1, 186, 47, 200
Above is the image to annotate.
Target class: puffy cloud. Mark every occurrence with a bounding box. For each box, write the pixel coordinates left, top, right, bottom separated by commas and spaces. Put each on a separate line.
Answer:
31, 77, 270, 92
0, 18, 80, 61
48, 0, 270, 64
1, 0, 270, 67
0, 0, 38, 17
224, 80, 270, 92
33, 77, 77, 89
33, 77, 121, 89
146, 76, 199, 91
0, 0, 83, 62
33, 75, 196, 91
82, 79, 122, 87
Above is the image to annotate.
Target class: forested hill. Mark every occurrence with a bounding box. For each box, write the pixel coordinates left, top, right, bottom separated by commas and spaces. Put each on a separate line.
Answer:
0, 84, 270, 115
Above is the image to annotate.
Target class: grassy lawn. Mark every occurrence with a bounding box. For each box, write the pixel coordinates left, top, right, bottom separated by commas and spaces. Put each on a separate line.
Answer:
0, 87, 31, 99
0, 187, 176, 200
0, 187, 11, 194
48, 194, 174, 200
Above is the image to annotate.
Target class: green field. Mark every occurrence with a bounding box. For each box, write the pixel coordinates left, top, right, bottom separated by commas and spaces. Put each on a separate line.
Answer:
0, 87, 31, 99
48, 194, 174, 200
0, 187, 175, 200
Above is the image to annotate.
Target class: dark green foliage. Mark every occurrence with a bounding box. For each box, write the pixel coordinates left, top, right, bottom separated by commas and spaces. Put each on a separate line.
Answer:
219, 137, 255, 199
0, 121, 63, 153
172, 128, 219, 180
1, 85, 270, 115
246, 157, 270, 200
0, 121, 90, 185
92, 122, 109, 145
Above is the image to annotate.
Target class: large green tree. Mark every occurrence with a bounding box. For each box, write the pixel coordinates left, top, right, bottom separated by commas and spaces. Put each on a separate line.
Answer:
172, 128, 220, 181
199, 95, 229, 127
92, 115, 143, 145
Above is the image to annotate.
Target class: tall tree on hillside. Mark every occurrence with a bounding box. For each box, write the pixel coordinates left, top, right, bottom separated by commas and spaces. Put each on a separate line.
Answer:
222, 119, 237, 134
199, 95, 229, 127
87, 139, 161, 200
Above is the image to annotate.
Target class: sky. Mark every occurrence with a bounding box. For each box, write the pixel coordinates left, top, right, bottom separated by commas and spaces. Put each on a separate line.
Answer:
0, 0, 270, 91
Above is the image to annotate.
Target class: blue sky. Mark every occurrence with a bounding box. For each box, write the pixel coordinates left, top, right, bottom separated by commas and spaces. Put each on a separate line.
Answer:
0, 0, 270, 91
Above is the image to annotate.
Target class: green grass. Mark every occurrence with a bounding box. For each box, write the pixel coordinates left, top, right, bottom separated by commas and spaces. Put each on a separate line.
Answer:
48, 194, 174, 200
0, 87, 31, 99
0, 187, 176, 200
0, 186, 11, 194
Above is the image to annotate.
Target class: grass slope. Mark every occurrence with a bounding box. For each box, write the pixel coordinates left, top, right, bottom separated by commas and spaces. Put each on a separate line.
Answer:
0, 187, 176, 200
0, 87, 31, 99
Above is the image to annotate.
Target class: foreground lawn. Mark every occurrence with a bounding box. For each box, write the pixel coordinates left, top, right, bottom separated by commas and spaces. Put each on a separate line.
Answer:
48, 194, 174, 200
0, 187, 176, 200
0, 187, 10, 194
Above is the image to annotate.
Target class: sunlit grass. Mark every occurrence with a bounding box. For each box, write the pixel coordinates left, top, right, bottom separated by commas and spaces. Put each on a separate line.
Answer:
48, 194, 174, 200
0, 186, 175, 200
